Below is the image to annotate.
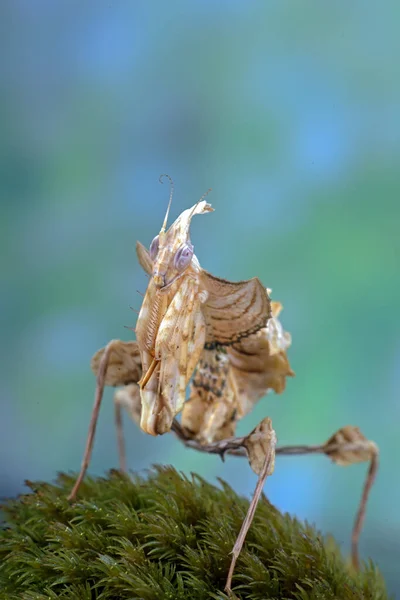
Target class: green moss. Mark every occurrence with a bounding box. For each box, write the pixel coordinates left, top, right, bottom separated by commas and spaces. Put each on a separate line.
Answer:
0, 467, 388, 599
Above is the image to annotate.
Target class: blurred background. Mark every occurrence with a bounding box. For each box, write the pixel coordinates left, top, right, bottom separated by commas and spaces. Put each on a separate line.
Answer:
1, 0, 399, 595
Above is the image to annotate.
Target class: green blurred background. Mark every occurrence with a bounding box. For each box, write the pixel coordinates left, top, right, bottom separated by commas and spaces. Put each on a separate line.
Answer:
1, 0, 399, 595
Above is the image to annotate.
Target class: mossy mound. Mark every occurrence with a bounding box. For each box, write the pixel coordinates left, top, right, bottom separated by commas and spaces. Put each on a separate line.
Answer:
0, 466, 388, 599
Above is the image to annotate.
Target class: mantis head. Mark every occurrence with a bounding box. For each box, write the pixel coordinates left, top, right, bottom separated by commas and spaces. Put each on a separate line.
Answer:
148, 176, 213, 288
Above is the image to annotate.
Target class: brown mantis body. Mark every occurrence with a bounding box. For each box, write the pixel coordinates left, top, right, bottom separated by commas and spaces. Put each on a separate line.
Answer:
69, 177, 379, 595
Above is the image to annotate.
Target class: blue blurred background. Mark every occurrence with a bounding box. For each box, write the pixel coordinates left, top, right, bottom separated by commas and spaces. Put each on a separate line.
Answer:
1, 0, 399, 595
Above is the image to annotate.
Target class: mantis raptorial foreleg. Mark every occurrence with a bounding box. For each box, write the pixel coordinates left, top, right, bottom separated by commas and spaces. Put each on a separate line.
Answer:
178, 288, 197, 401
138, 281, 200, 435
157, 284, 199, 415
154, 278, 192, 354
186, 306, 206, 379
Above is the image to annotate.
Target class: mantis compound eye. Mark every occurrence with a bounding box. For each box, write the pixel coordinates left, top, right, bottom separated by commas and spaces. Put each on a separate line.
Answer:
149, 235, 159, 260
174, 242, 194, 271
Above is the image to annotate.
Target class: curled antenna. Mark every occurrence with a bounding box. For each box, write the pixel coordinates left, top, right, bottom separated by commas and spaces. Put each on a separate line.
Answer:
159, 174, 174, 233
188, 187, 212, 220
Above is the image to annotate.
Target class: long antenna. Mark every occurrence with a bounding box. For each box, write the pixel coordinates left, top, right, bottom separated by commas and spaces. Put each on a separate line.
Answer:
188, 187, 212, 220
198, 187, 212, 203
159, 174, 174, 233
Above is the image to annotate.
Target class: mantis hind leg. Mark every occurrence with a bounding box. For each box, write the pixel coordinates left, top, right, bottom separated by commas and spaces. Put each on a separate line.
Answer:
114, 384, 142, 473
68, 340, 119, 501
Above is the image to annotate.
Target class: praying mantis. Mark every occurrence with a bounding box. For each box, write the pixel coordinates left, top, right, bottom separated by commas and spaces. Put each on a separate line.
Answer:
68, 176, 379, 595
